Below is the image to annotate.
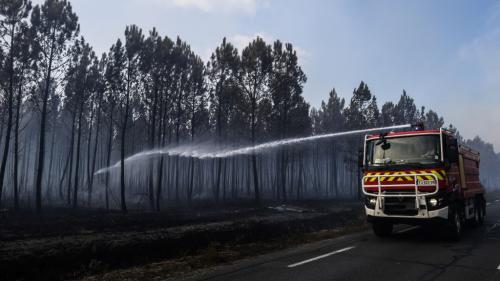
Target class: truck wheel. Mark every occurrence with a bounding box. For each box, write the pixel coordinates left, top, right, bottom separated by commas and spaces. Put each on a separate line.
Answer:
468, 200, 481, 227
471, 197, 486, 227
373, 222, 393, 237
471, 204, 480, 227
477, 199, 485, 226
448, 208, 463, 241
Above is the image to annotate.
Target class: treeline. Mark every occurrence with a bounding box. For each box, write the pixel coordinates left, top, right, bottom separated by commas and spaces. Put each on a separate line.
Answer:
0, 0, 497, 213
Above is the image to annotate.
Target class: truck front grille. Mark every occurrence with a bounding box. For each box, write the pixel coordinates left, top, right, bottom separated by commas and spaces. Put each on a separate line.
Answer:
384, 197, 418, 216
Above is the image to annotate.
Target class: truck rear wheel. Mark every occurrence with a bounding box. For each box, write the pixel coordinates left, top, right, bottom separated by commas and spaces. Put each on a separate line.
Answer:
477, 198, 485, 226
469, 200, 481, 227
471, 197, 485, 227
373, 222, 393, 237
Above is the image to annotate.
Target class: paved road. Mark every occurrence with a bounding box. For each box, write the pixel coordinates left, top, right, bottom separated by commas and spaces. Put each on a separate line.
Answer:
181, 194, 500, 281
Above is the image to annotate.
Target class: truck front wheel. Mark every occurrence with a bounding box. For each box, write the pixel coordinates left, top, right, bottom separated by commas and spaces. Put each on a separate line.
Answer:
373, 222, 393, 237
447, 207, 463, 241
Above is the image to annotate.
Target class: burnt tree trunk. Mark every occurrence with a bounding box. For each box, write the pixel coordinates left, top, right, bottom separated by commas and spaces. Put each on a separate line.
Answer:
120, 69, 131, 214
88, 97, 102, 207
73, 104, 84, 208
0, 27, 16, 207
35, 36, 56, 213
67, 114, 76, 206
13, 79, 23, 210
105, 110, 114, 212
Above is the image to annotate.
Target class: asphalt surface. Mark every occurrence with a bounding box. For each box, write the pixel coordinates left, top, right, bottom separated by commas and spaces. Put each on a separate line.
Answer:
180, 193, 500, 281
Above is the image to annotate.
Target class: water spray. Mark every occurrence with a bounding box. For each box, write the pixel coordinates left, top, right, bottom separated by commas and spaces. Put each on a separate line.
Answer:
95, 124, 411, 175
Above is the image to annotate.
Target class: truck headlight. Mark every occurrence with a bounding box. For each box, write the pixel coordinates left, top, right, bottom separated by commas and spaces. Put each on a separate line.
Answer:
365, 197, 377, 209
429, 198, 438, 207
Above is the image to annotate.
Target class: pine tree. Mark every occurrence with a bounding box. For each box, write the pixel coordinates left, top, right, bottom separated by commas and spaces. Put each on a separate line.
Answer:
64, 38, 98, 208
423, 109, 444, 130
0, 0, 32, 207
380, 102, 395, 126
393, 90, 418, 125
318, 88, 345, 133
269, 40, 308, 138
115, 25, 144, 213
344, 81, 373, 129
207, 38, 243, 201
30, 0, 79, 213
207, 38, 242, 142
239, 37, 272, 204
268, 41, 308, 202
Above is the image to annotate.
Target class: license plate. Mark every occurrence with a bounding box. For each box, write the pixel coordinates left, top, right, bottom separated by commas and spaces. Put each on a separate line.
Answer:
418, 180, 436, 186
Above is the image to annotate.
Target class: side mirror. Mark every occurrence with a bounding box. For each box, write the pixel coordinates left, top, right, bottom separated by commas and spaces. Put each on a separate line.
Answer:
447, 139, 459, 163
358, 149, 364, 168
381, 142, 391, 150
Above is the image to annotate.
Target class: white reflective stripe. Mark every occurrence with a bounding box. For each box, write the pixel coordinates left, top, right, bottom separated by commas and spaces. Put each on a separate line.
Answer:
396, 226, 419, 234
489, 224, 498, 232
287, 246, 355, 268
362, 172, 440, 198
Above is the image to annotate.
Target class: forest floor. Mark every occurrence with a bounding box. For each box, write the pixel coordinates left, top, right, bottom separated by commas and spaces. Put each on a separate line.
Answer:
0, 199, 366, 281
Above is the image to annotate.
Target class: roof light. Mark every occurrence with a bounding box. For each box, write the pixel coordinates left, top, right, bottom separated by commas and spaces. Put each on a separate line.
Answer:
412, 122, 425, 131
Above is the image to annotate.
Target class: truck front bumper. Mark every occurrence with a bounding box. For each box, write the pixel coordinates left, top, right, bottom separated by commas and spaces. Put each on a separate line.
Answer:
365, 205, 449, 225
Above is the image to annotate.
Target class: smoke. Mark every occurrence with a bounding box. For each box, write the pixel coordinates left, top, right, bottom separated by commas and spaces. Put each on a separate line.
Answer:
95, 124, 411, 175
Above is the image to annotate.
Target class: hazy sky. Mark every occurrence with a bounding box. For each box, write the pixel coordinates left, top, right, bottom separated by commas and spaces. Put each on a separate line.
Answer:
32, 0, 500, 151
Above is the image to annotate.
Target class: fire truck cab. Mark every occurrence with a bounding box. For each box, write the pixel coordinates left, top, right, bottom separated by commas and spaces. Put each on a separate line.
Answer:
361, 125, 486, 240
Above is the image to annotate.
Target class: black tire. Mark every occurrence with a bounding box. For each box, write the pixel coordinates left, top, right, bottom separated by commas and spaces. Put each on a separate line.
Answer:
373, 222, 393, 237
477, 198, 485, 226
470, 200, 481, 227
448, 207, 463, 241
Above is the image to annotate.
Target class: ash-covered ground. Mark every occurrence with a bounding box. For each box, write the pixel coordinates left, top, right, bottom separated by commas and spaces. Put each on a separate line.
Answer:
0, 200, 366, 281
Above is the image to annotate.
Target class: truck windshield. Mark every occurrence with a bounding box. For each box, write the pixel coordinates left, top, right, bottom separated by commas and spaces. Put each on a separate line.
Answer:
366, 135, 441, 166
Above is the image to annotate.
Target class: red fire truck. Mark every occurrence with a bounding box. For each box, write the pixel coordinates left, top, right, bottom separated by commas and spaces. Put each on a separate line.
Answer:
361, 125, 486, 240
